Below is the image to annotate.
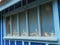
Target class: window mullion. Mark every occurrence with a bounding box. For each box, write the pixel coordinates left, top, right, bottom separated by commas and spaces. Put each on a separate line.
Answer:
10, 16, 12, 36
37, 6, 41, 36
4, 17, 6, 37
17, 14, 19, 36
26, 10, 28, 36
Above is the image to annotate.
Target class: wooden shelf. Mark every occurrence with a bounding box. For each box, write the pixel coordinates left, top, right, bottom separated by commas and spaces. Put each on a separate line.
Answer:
4, 37, 58, 42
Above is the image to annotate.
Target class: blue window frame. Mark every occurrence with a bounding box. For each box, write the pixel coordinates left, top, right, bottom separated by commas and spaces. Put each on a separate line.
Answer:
4, 2, 57, 41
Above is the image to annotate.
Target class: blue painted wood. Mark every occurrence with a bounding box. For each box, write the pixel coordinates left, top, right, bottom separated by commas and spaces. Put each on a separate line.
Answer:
10, 40, 15, 45
2, 17, 4, 45
31, 42, 45, 45
3, 17, 6, 37
0, 18, 1, 45
52, 0, 60, 40
24, 42, 28, 45
5, 40, 9, 45
58, 0, 60, 26
16, 41, 22, 45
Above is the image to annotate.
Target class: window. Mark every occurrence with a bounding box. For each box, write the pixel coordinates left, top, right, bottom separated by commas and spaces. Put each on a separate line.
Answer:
12, 15, 18, 36
4, 2, 56, 41
6, 16, 10, 36
28, 8, 39, 36
19, 12, 26, 36
40, 3, 55, 37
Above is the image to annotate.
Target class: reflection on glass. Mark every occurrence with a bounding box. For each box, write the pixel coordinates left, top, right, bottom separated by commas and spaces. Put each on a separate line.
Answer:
19, 12, 26, 36
12, 15, 18, 36
40, 3, 55, 37
6, 16, 10, 36
28, 8, 39, 37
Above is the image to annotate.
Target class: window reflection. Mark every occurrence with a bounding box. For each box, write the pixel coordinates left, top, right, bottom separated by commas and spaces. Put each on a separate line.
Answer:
28, 8, 39, 36
6, 16, 10, 36
40, 3, 55, 37
19, 12, 26, 36
12, 15, 18, 36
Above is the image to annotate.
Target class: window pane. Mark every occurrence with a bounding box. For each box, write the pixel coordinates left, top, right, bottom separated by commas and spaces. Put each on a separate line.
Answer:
28, 8, 39, 36
12, 15, 18, 36
6, 16, 10, 36
40, 3, 55, 37
19, 12, 26, 36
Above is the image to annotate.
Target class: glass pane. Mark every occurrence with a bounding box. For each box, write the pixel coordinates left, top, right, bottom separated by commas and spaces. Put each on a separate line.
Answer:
40, 3, 55, 37
28, 8, 39, 36
6, 16, 10, 36
19, 11, 26, 36
12, 15, 18, 36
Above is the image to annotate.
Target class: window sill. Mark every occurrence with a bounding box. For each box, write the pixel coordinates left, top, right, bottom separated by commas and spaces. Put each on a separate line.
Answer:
4, 36, 58, 41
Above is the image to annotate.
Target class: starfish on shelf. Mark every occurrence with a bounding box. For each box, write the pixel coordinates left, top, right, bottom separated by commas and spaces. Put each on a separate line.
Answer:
21, 29, 27, 36
30, 29, 39, 36
13, 30, 18, 36
44, 32, 49, 37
